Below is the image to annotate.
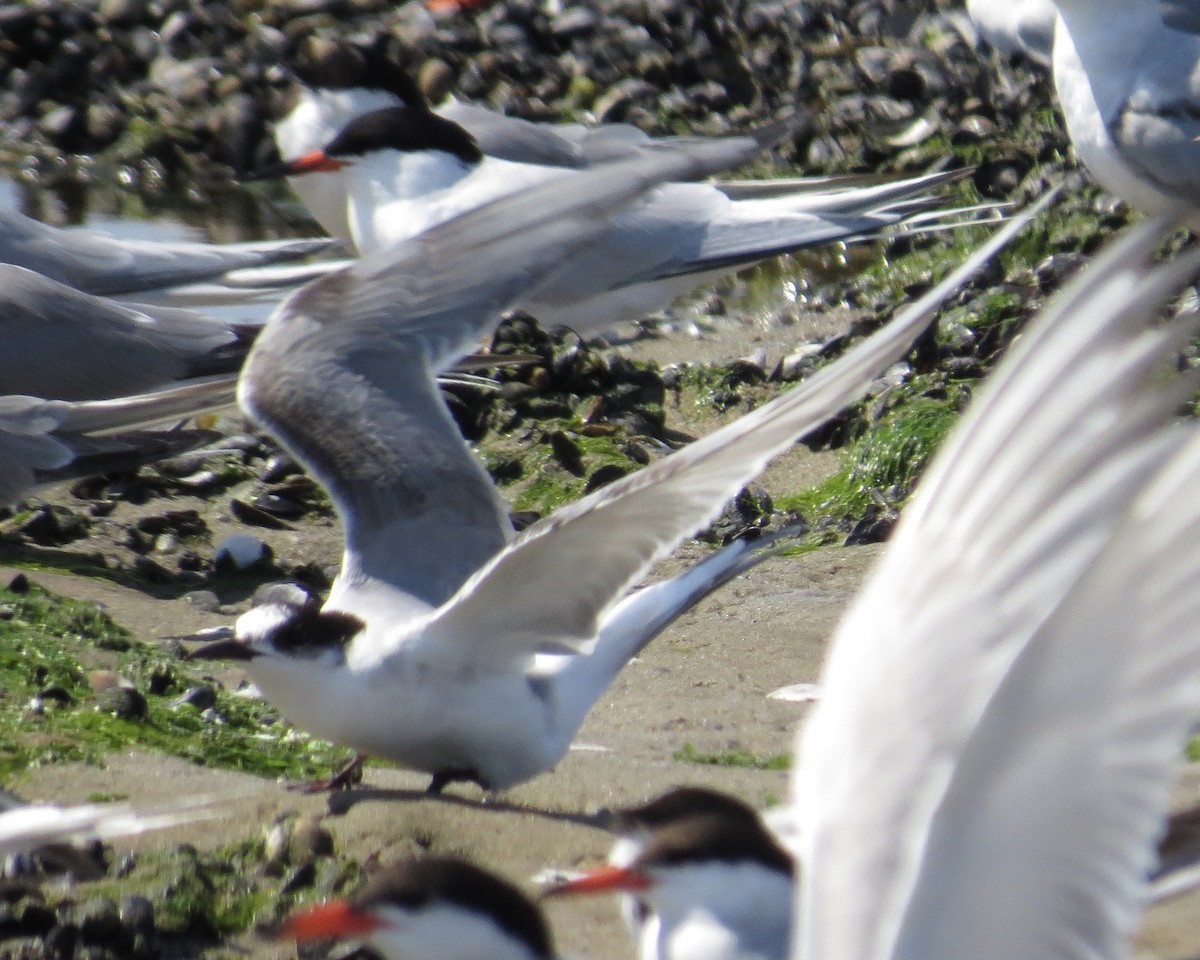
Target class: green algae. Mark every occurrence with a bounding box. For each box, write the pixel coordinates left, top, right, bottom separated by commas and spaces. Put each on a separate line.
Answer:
673, 743, 791, 771
0, 580, 347, 782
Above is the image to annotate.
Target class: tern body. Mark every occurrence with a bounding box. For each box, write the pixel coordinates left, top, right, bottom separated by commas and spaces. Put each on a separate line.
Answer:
192, 133, 1037, 792
278, 105, 960, 332
1050, 0, 1200, 212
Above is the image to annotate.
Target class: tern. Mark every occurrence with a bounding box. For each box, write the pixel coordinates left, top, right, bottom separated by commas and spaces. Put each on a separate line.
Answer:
965, 0, 1056, 65
275, 36, 881, 245
0, 375, 235, 506
547, 803, 794, 960
789, 211, 1200, 960
0, 205, 343, 307
261, 105, 963, 332
268, 856, 555, 960
1050, 0, 1200, 213
187, 133, 1045, 793
532, 787, 794, 950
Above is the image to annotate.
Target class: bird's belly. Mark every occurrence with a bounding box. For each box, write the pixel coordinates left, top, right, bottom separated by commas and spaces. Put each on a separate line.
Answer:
262, 667, 565, 788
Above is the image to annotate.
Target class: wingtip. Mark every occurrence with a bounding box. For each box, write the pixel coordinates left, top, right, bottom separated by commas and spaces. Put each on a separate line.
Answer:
747, 111, 810, 152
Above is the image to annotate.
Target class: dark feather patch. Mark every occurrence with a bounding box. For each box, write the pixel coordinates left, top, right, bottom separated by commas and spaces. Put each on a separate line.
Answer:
325, 107, 482, 165
613, 786, 764, 831
637, 813, 794, 877
356, 857, 553, 959
268, 605, 365, 658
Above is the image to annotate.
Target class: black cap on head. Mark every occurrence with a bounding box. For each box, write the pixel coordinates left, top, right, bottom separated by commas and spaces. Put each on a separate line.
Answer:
324, 106, 483, 165
611, 786, 764, 832
261, 603, 365, 658
636, 813, 794, 878
355, 857, 554, 959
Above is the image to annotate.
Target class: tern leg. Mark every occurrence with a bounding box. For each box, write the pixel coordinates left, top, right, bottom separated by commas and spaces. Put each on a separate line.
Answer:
290, 753, 366, 793
426, 768, 483, 794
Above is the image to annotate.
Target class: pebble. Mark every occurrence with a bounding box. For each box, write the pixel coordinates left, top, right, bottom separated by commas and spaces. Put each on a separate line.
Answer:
214, 534, 270, 570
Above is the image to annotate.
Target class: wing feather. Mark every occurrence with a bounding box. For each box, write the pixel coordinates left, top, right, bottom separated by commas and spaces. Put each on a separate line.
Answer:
241, 137, 783, 607
791, 215, 1200, 960
418, 192, 1058, 661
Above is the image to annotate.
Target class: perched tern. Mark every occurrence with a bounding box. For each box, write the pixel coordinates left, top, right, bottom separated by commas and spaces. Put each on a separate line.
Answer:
268, 856, 554, 960
0, 375, 235, 505
561, 787, 793, 946
188, 130, 1048, 794
596, 786, 801, 876
0, 264, 252, 401
1050, 0, 1200, 213
275, 37, 868, 245
0, 205, 342, 306
260, 106, 962, 332
790, 213, 1200, 960
547, 803, 794, 960
965, 0, 1057, 65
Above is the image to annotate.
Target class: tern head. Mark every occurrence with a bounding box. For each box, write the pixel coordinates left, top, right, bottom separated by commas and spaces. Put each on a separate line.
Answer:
260, 106, 484, 182
597, 786, 766, 836
236, 602, 364, 664
545, 811, 794, 905
185, 603, 364, 667
267, 856, 554, 960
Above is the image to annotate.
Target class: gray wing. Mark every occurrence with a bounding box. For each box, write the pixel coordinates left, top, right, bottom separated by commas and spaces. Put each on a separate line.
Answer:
0, 207, 339, 297
676, 169, 964, 278
441, 100, 730, 169
1160, 0, 1200, 34
241, 135, 779, 609
0, 375, 235, 505
417, 192, 1056, 662
0, 265, 247, 401
440, 101, 590, 168
529, 169, 963, 311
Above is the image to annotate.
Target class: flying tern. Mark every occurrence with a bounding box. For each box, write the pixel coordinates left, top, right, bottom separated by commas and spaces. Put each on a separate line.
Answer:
259, 105, 963, 332
790, 211, 1200, 960
268, 856, 555, 960
187, 130, 1048, 794
1050, 0, 1200, 213
0, 205, 343, 306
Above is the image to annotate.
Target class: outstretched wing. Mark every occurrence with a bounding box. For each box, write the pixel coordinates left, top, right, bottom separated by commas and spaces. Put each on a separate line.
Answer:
791, 215, 1200, 960
416, 192, 1056, 663
240, 134, 784, 610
